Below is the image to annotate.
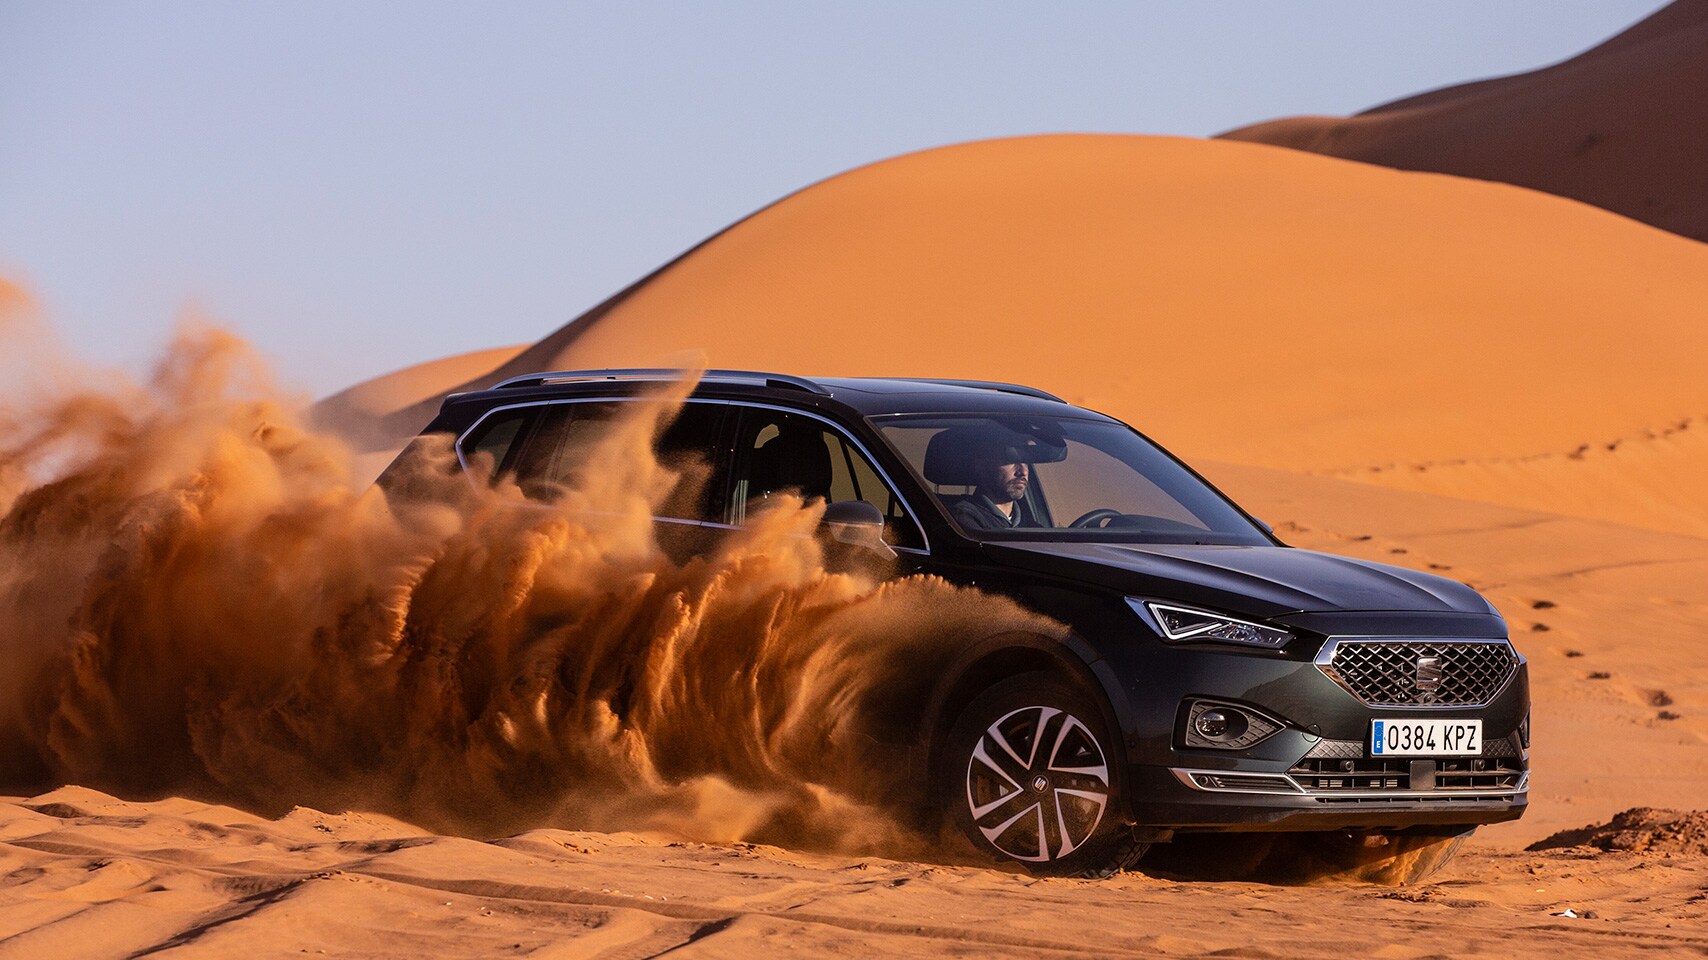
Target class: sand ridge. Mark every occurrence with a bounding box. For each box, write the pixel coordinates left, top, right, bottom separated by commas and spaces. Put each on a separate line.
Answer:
1222, 0, 1708, 243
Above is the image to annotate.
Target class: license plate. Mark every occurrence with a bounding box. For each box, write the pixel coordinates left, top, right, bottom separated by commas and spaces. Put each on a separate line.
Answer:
1371, 719, 1482, 756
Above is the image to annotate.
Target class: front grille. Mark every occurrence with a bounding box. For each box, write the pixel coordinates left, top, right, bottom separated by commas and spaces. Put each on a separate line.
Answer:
1319, 639, 1518, 706
1291, 757, 1524, 792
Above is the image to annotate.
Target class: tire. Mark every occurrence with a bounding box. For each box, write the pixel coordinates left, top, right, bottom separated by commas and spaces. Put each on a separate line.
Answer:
941, 673, 1145, 878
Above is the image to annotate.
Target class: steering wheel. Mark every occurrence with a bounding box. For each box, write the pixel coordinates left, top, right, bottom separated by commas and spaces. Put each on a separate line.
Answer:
1069, 508, 1128, 529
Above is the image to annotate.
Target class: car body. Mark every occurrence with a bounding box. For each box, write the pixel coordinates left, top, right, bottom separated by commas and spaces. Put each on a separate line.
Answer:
382, 369, 1529, 876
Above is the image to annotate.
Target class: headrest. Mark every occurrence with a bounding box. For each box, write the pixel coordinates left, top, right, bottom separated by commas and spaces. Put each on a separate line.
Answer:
922, 424, 1063, 486
749, 427, 833, 500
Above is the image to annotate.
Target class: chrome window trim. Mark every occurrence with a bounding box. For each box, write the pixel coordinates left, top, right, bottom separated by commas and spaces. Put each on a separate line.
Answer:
454, 395, 931, 555
1314, 636, 1523, 710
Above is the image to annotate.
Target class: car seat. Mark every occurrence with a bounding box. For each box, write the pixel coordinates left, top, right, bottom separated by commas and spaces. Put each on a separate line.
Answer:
747, 427, 833, 503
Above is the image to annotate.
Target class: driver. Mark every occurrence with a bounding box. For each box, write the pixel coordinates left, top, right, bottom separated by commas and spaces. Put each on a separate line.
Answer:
951, 449, 1037, 531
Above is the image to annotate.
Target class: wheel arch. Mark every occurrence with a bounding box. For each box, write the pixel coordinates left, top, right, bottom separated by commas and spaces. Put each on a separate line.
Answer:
918, 630, 1134, 812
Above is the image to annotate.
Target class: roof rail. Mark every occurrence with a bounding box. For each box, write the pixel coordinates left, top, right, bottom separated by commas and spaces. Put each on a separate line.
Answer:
490, 368, 831, 396
888, 378, 1066, 403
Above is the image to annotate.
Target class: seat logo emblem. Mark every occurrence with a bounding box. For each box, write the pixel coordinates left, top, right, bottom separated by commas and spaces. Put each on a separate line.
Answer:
1415, 656, 1444, 695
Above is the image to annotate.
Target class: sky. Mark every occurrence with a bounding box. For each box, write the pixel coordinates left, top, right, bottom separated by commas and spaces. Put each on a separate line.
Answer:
0, 1, 1668, 398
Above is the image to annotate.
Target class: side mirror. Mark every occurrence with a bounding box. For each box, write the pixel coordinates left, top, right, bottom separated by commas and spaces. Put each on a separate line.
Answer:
821, 500, 897, 558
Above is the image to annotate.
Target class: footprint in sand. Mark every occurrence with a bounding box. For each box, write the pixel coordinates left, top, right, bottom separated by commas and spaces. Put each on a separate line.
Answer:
1531, 600, 1557, 610
1646, 690, 1674, 707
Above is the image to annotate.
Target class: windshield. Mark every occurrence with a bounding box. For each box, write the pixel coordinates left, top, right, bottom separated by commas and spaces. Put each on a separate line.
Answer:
879, 415, 1271, 545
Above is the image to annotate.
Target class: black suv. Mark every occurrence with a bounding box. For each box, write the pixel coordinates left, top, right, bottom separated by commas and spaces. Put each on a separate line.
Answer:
386, 369, 1528, 878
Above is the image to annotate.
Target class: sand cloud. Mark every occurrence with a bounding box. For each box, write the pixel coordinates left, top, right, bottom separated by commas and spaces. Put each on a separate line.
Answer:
0, 318, 1052, 854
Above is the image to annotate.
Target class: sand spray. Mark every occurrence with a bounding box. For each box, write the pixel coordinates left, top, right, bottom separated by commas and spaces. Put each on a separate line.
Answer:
0, 309, 1060, 854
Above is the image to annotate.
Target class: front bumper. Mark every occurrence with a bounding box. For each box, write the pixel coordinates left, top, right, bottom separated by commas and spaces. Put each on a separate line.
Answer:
1100, 617, 1532, 833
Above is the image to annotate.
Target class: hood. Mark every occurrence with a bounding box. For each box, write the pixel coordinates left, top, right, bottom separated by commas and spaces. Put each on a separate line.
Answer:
983, 542, 1496, 619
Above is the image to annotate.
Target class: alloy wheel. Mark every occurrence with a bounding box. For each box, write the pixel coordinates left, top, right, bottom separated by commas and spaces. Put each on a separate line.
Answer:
965, 705, 1111, 862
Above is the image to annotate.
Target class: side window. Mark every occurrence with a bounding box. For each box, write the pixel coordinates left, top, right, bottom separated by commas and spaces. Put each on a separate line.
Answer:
654, 402, 731, 522
458, 408, 535, 484
837, 438, 924, 549
480, 400, 730, 522
507, 402, 621, 500
733, 409, 925, 550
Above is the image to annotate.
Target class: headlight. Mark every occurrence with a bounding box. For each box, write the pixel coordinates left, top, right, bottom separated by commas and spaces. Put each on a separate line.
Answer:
1127, 599, 1294, 649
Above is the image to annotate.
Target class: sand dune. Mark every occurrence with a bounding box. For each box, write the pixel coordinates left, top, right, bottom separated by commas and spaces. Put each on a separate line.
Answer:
311, 343, 525, 443
1221, 1, 1708, 243
390, 133, 1708, 538
310, 343, 530, 481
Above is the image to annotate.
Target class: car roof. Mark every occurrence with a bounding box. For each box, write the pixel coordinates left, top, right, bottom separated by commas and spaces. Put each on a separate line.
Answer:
443, 369, 1120, 421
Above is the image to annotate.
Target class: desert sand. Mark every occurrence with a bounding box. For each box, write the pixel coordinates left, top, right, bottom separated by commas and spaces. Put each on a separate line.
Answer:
1221, 0, 1708, 243
3, 785, 1705, 960
8, 14, 1708, 958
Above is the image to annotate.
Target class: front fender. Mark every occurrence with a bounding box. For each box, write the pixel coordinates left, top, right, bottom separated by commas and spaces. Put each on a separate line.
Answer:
910, 629, 1138, 821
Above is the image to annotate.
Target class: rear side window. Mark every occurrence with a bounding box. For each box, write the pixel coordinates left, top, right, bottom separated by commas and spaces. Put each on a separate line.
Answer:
461, 400, 731, 523
458, 407, 535, 483
508, 402, 619, 500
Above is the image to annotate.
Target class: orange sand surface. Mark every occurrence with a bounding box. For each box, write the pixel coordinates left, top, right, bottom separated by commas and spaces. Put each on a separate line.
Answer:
4, 783, 1705, 960
1222, 0, 1708, 244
